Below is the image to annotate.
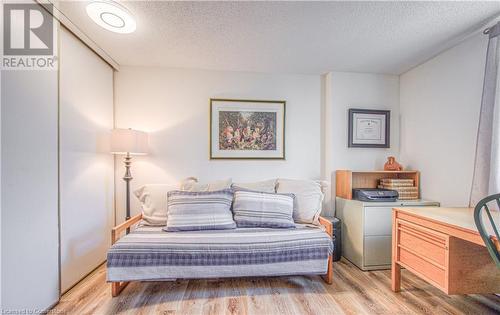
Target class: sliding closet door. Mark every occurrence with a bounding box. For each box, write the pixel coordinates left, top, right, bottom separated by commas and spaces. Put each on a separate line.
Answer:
59, 27, 114, 292
1, 64, 59, 308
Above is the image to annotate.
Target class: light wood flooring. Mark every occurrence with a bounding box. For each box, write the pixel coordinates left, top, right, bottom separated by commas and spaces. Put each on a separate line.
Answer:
52, 259, 500, 315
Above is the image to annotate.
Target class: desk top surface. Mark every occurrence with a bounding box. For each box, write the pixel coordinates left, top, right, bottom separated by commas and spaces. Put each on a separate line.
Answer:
394, 207, 499, 238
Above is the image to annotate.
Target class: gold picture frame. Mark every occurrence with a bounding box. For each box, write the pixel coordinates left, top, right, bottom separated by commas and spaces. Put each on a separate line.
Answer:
209, 98, 286, 160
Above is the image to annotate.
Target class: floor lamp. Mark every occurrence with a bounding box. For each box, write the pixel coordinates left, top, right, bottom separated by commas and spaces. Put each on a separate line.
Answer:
111, 128, 148, 233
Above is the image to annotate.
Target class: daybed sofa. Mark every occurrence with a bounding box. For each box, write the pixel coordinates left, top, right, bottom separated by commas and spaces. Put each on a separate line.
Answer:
107, 178, 334, 297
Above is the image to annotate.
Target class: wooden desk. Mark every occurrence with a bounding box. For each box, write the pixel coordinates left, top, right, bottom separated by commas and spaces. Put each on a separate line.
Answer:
391, 207, 500, 295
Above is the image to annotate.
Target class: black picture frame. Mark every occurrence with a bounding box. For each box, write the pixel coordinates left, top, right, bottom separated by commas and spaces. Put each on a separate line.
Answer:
348, 108, 390, 148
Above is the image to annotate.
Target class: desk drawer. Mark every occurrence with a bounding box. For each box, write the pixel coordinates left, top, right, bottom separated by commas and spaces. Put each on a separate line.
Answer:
396, 220, 448, 290
399, 247, 446, 288
398, 221, 448, 266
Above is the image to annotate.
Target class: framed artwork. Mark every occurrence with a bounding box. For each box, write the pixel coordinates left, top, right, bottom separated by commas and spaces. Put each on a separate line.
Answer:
210, 98, 286, 159
348, 108, 390, 148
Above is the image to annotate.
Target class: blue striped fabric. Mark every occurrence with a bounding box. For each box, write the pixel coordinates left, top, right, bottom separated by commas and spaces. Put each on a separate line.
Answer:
107, 225, 333, 282
164, 189, 236, 232
232, 190, 295, 228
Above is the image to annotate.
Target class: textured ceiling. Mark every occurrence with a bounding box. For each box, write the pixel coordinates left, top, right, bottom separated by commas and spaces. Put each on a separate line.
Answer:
56, 1, 500, 74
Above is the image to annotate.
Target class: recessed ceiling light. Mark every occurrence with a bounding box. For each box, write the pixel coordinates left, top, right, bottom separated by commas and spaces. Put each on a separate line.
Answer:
86, 1, 136, 34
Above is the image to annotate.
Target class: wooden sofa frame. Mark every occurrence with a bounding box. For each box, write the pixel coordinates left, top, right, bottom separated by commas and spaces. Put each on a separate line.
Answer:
110, 214, 333, 297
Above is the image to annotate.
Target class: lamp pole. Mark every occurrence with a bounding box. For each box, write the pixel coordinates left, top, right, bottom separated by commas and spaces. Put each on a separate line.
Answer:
111, 128, 148, 233
123, 152, 133, 234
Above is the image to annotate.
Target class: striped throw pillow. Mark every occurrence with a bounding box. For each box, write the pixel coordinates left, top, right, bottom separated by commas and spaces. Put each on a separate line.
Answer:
164, 189, 236, 232
232, 190, 295, 228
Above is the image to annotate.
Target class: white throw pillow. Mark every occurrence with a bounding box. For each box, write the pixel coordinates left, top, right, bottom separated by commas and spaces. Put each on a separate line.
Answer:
276, 178, 324, 225
134, 184, 178, 226
180, 177, 232, 192
232, 179, 277, 193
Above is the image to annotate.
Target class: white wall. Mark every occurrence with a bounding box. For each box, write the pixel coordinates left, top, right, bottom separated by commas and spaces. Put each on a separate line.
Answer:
112, 34, 487, 219
400, 33, 487, 206
114, 66, 321, 222
1, 70, 59, 309
322, 71, 400, 213
59, 27, 114, 293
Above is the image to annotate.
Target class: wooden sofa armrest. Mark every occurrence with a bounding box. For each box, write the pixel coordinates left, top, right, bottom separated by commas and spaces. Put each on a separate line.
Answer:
318, 216, 333, 238
318, 216, 334, 284
111, 213, 143, 244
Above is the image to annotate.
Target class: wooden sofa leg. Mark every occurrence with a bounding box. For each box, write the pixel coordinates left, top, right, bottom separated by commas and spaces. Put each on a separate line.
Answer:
111, 281, 129, 297
321, 254, 333, 285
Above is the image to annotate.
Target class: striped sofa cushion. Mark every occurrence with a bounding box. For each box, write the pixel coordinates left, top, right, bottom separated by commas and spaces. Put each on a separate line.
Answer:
232, 190, 295, 228
164, 189, 236, 232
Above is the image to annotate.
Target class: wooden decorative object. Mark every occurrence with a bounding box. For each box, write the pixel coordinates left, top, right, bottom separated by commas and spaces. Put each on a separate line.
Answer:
335, 170, 420, 200
384, 156, 403, 171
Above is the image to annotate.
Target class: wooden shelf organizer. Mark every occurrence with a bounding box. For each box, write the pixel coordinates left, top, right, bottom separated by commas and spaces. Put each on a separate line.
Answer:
335, 170, 420, 200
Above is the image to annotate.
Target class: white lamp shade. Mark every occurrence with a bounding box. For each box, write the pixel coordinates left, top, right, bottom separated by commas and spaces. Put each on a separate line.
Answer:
110, 128, 148, 155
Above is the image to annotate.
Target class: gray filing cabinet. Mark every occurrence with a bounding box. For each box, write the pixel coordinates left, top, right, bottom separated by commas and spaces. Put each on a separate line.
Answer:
336, 197, 440, 271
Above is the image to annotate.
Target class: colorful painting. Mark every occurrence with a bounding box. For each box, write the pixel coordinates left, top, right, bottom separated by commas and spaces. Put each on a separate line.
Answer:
218, 111, 276, 151
210, 99, 285, 159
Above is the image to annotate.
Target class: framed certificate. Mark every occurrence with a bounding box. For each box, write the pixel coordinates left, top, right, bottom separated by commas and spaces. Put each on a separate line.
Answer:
348, 108, 390, 148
